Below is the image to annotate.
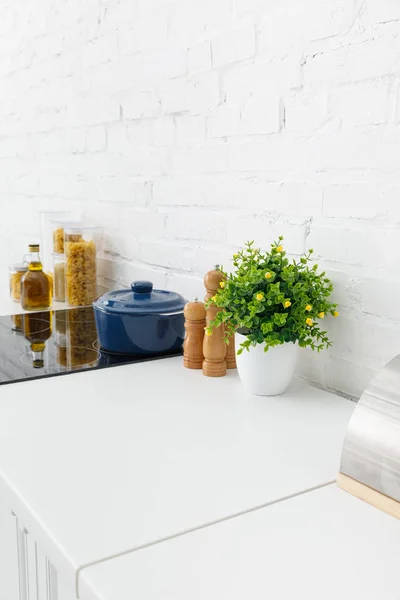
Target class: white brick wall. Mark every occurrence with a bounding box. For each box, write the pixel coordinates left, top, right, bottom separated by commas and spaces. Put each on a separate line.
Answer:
1, 0, 400, 398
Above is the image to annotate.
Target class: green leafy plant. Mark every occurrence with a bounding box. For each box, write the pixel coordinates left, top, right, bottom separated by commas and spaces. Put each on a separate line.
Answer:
206, 238, 338, 355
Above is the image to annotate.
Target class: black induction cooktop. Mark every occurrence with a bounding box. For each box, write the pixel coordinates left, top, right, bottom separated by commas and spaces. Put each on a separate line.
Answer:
0, 306, 181, 386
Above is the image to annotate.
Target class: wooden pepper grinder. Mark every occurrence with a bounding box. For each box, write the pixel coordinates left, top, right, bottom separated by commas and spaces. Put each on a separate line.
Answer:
184, 297, 206, 369
202, 266, 226, 377
226, 332, 237, 369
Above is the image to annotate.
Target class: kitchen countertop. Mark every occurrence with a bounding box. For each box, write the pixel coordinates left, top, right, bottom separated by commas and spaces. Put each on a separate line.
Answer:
80, 483, 400, 600
0, 356, 355, 598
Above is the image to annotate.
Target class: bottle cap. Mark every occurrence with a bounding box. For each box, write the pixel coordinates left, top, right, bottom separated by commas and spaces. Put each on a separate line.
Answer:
29, 244, 40, 252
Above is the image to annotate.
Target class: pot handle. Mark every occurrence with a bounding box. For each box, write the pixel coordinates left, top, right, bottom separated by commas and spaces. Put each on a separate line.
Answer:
131, 281, 153, 295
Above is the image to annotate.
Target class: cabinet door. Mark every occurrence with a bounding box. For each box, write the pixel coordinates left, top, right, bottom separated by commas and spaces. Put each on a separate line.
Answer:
0, 481, 18, 600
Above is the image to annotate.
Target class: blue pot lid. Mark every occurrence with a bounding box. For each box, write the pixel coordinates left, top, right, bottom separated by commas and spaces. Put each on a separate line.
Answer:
93, 281, 187, 315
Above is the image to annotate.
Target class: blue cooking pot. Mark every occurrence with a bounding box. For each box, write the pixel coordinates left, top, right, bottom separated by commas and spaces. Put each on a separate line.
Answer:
93, 281, 186, 355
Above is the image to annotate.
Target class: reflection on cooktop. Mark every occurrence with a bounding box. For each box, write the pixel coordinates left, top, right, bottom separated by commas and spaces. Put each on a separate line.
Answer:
0, 307, 182, 386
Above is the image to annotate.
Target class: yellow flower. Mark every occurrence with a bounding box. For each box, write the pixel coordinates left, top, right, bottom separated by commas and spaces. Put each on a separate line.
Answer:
318, 312, 325, 318
211, 295, 217, 302
305, 304, 312, 312
265, 272, 272, 279
284, 300, 291, 308
333, 310, 339, 318
306, 318, 313, 327
219, 281, 225, 288
233, 253, 238, 258
256, 293, 264, 301
205, 328, 212, 336
276, 245, 284, 253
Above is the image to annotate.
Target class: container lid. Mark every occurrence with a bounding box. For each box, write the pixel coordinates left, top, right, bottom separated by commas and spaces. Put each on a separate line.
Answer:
9, 263, 28, 272
50, 218, 82, 227
64, 224, 101, 233
93, 281, 186, 315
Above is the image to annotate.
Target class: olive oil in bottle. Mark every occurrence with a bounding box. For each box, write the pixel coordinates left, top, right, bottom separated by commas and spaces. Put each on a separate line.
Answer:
21, 244, 52, 311
23, 312, 52, 368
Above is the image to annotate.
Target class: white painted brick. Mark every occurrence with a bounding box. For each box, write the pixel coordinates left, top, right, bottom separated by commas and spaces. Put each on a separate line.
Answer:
69, 128, 86, 154
119, 208, 165, 237
258, 0, 358, 52
160, 78, 189, 114
364, 0, 400, 24
241, 96, 282, 135
233, 0, 263, 15
208, 104, 240, 138
328, 358, 375, 399
176, 116, 206, 145
187, 71, 220, 115
304, 36, 400, 86
187, 41, 212, 74
153, 178, 204, 207
229, 137, 311, 172
140, 241, 192, 271
297, 347, 328, 389
211, 25, 255, 68
68, 96, 120, 127
190, 243, 234, 275
172, 144, 229, 174
223, 55, 302, 107
277, 183, 323, 217
134, 181, 153, 206
165, 208, 227, 242
227, 214, 307, 254
86, 126, 107, 152
119, 15, 168, 55
285, 91, 327, 132
82, 34, 118, 68
153, 118, 175, 147
329, 83, 390, 126
142, 47, 186, 80
323, 184, 395, 219
204, 177, 278, 209
165, 272, 204, 303
308, 221, 400, 269
330, 314, 400, 371
357, 277, 400, 321
121, 91, 160, 120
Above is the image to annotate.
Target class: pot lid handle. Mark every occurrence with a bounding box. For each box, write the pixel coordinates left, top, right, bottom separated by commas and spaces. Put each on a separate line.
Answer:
131, 281, 153, 294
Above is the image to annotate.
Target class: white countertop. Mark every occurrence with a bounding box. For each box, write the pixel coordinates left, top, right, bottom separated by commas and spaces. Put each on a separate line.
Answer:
0, 357, 355, 597
80, 484, 400, 600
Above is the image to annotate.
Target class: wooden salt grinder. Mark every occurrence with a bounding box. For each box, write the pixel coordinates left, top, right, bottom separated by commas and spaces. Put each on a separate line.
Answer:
202, 266, 226, 377
184, 297, 206, 369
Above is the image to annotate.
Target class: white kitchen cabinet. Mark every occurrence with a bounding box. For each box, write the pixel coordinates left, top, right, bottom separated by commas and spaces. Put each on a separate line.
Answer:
79, 484, 400, 600
0, 478, 72, 600
0, 480, 18, 600
0, 358, 355, 598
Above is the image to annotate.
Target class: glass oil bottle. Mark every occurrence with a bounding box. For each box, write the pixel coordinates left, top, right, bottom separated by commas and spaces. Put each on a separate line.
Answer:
21, 244, 52, 310
23, 312, 53, 368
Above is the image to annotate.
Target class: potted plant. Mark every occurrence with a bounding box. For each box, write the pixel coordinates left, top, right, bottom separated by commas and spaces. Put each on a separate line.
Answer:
206, 238, 338, 396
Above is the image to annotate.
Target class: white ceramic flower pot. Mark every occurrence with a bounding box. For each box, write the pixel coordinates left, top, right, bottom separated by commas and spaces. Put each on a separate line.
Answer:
235, 333, 298, 396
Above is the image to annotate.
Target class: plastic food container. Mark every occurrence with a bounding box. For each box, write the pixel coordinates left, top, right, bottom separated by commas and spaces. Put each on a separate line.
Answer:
40, 211, 74, 273
9, 264, 28, 302
53, 253, 65, 302
93, 281, 186, 355
64, 226, 101, 306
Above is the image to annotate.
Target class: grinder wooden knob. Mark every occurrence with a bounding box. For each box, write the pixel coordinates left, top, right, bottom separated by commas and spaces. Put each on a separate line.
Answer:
203, 266, 226, 377
184, 297, 206, 369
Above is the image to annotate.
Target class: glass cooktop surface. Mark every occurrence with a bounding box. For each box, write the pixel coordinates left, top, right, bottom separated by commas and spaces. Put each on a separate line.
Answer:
0, 306, 181, 386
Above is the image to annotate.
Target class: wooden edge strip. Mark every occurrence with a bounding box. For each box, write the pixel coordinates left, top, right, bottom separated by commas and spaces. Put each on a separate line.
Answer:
337, 472, 400, 521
